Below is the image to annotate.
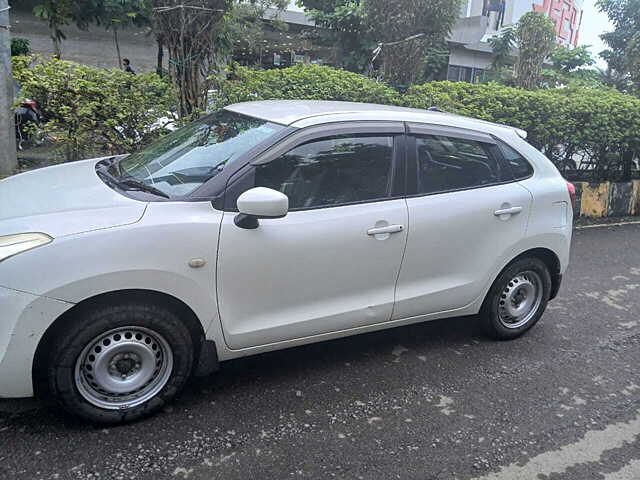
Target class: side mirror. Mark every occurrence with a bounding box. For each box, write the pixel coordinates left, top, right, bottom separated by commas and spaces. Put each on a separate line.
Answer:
235, 187, 289, 229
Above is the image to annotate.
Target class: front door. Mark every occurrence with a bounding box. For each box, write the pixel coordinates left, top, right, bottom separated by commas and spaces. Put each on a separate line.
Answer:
217, 127, 408, 349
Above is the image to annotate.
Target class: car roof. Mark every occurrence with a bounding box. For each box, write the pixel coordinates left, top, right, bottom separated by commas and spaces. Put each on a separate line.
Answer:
224, 100, 527, 138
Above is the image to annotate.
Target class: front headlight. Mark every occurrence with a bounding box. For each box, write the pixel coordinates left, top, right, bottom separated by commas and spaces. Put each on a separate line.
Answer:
0, 233, 53, 263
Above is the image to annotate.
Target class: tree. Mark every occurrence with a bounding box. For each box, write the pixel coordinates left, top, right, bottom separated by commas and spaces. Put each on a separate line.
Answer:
542, 45, 601, 87
597, 0, 640, 93
96, 0, 151, 69
297, 0, 371, 73
225, 0, 288, 66
362, 0, 463, 86
152, 0, 289, 118
33, 0, 101, 58
488, 25, 516, 72
33, 0, 76, 58
628, 33, 640, 93
514, 12, 556, 90
10, 38, 30, 57
152, 0, 231, 118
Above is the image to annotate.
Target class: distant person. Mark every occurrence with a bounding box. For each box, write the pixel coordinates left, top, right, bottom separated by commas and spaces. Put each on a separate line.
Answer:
123, 58, 136, 75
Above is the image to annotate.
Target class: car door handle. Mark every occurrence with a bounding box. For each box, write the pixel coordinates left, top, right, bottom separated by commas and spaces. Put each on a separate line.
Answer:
367, 225, 405, 236
494, 206, 523, 216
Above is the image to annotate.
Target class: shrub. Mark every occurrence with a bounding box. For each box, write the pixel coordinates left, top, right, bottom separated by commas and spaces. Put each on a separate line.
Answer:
404, 81, 640, 179
213, 64, 401, 108
12, 56, 177, 161
11, 38, 30, 57
12, 58, 640, 180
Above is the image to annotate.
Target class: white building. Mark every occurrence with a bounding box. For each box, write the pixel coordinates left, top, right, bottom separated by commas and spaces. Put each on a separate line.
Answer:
447, 0, 585, 82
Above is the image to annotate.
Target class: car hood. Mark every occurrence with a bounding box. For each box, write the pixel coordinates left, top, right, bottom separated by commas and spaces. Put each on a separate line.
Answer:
0, 157, 147, 238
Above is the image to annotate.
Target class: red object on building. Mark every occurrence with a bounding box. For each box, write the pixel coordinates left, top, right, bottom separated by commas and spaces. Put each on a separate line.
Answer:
533, 0, 583, 46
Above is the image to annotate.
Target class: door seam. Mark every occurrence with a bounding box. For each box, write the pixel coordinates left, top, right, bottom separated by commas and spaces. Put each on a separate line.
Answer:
390, 197, 411, 321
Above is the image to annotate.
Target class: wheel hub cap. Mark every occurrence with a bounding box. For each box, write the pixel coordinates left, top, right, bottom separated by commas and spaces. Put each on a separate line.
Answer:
74, 327, 173, 410
497, 271, 543, 329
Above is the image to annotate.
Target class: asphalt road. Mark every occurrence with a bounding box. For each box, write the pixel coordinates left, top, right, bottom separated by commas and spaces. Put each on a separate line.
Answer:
1, 223, 640, 480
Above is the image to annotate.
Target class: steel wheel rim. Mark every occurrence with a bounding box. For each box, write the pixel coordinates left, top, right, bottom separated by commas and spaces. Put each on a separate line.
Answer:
497, 270, 543, 329
74, 326, 173, 410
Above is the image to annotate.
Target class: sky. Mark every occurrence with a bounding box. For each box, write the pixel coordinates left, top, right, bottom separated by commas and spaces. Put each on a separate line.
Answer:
580, 0, 614, 67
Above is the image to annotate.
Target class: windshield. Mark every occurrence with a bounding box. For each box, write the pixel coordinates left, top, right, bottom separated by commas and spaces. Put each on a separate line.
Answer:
115, 110, 285, 197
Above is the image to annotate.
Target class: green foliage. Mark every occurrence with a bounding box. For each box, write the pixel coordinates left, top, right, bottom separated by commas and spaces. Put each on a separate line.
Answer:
298, 0, 371, 73
93, 0, 151, 67
363, 0, 463, 85
597, 0, 640, 92
213, 64, 401, 107
542, 46, 601, 88
10, 38, 31, 57
515, 12, 557, 90
549, 45, 596, 73
404, 81, 640, 179
488, 25, 516, 71
423, 42, 450, 82
226, 0, 289, 61
11, 56, 640, 181
33, 0, 103, 57
12, 56, 177, 161
215, 65, 640, 179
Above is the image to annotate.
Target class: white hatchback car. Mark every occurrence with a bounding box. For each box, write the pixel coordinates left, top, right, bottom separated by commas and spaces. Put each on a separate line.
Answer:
0, 101, 573, 423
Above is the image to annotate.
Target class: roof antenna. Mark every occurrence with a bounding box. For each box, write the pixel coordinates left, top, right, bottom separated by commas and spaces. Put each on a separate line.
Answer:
427, 106, 445, 112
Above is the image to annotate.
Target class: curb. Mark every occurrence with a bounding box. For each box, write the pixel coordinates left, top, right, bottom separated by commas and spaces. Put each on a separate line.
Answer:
575, 220, 640, 230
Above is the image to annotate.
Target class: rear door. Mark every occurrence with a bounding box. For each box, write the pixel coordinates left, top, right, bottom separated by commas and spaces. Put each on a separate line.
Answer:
392, 123, 533, 320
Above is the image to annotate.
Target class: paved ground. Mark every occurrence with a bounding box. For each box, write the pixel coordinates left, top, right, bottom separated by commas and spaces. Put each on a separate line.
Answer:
1, 223, 639, 480
11, 5, 160, 73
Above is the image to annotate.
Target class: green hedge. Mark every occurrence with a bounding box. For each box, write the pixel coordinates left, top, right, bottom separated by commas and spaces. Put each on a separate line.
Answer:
214, 64, 401, 107
12, 56, 177, 161
216, 67, 640, 178
12, 59, 640, 178
403, 81, 640, 176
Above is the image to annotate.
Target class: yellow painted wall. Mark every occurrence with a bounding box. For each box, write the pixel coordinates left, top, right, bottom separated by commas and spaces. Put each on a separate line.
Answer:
631, 180, 640, 216
580, 182, 610, 218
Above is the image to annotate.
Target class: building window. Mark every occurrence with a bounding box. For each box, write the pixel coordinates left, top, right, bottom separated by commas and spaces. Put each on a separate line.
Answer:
447, 65, 486, 83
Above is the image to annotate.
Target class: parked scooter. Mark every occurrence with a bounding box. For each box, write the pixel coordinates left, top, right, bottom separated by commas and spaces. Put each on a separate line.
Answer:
15, 98, 44, 151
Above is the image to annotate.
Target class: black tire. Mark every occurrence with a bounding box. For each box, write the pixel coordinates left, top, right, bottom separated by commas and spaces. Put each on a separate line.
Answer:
479, 257, 551, 340
46, 301, 194, 424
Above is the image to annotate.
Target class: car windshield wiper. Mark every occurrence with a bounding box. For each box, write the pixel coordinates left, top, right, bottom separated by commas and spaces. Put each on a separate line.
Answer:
117, 177, 170, 199
97, 164, 170, 199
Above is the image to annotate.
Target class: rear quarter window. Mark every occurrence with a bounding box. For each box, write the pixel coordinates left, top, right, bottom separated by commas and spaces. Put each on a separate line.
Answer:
497, 141, 534, 180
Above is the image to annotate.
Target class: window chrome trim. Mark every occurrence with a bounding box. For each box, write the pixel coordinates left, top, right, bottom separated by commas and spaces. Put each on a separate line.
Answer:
249, 121, 406, 166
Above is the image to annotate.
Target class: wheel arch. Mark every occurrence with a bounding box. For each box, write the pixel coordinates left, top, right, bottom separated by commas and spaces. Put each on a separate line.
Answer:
32, 289, 212, 399
503, 247, 562, 299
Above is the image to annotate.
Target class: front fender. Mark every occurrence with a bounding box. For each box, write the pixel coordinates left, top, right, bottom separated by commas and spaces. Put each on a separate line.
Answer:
0, 202, 223, 367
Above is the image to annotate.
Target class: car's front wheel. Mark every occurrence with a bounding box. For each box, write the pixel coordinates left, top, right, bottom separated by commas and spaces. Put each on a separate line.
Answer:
480, 257, 551, 340
46, 301, 194, 424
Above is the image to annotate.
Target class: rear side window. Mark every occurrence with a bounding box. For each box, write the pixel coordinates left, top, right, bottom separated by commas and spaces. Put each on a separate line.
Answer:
415, 135, 508, 195
497, 141, 534, 180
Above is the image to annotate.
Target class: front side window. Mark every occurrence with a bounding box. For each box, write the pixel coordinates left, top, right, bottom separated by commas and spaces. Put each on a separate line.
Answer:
253, 135, 395, 209
416, 135, 507, 194
110, 110, 284, 197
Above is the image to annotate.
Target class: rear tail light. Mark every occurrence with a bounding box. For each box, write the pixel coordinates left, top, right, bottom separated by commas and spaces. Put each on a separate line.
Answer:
566, 181, 576, 210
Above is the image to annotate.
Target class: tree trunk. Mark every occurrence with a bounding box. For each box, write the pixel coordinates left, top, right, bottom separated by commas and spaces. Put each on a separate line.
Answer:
622, 150, 634, 182
156, 35, 164, 76
114, 27, 122, 69
52, 34, 62, 59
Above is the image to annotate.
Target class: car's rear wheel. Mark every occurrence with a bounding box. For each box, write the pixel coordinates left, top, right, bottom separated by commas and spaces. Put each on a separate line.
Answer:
46, 302, 194, 424
480, 257, 551, 340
